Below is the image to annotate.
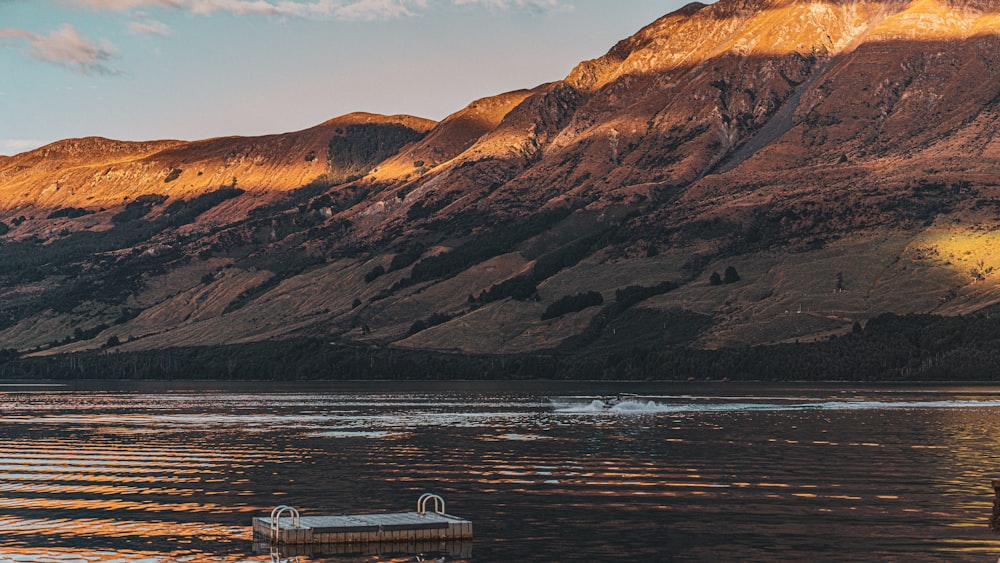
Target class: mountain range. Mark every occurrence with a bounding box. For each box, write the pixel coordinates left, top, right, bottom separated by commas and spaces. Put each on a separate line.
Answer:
4, 0, 1000, 373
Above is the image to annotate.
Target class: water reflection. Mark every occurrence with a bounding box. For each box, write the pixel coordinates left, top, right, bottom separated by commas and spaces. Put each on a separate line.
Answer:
0, 384, 998, 561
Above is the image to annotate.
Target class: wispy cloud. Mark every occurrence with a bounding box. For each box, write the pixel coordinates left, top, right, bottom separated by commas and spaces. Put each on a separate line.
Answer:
453, 0, 568, 11
331, 0, 426, 21
0, 24, 119, 75
61, 0, 568, 19
5, 0, 566, 75
62, 0, 183, 9
62, 0, 404, 17
186, 1, 344, 17
128, 19, 171, 35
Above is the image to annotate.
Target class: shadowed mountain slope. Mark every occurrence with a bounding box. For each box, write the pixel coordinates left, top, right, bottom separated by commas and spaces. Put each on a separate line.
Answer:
3, 0, 1000, 366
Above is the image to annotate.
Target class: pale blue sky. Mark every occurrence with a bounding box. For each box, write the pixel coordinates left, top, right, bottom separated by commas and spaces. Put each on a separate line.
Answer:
0, 1, 689, 156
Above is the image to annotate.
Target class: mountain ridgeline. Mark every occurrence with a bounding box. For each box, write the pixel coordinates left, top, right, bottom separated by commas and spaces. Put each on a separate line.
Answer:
3, 0, 1000, 379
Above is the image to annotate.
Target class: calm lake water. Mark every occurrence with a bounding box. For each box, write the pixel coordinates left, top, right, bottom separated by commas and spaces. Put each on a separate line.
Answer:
1, 381, 1000, 562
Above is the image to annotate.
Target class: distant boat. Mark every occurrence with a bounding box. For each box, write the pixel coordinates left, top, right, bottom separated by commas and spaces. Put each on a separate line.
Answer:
600, 393, 640, 409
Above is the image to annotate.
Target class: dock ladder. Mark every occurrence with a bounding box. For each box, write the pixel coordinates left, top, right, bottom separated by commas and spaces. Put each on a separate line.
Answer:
417, 493, 446, 515
269, 505, 301, 541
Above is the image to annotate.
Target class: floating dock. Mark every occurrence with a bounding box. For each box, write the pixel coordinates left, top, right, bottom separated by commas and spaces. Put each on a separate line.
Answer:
253, 494, 472, 547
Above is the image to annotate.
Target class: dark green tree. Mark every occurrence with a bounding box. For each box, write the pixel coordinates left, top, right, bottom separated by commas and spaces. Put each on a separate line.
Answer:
724, 266, 740, 284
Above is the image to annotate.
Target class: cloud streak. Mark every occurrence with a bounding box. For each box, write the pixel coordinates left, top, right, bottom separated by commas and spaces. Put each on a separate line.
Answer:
4, 0, 568, 75
0, 24, 119, 74
61, 0, 568, 20
63, 0, 183, 9
128, 19, 171, 35
454, 0, 567, 10
329, 0, 427, 20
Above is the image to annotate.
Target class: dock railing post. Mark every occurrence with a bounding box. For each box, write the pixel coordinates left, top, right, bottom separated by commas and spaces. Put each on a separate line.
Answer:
991, 480, 1000, 533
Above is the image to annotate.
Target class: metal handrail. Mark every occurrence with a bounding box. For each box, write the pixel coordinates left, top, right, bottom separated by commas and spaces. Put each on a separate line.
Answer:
417, 493, 445, 515
269, 505, 301, 540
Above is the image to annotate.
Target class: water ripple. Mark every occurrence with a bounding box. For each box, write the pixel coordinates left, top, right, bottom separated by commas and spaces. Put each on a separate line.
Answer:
0, 385, 998, 561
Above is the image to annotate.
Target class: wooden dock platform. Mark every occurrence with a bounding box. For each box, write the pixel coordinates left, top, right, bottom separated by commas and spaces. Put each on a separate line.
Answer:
252, 538, 473, 558
253, 494, 472, 546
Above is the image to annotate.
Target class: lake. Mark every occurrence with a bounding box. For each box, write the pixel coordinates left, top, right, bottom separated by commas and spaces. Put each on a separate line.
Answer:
1, 381, 999, 562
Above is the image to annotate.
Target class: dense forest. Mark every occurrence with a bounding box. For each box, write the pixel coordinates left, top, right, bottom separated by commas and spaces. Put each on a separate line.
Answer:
3, 312, 1000, 381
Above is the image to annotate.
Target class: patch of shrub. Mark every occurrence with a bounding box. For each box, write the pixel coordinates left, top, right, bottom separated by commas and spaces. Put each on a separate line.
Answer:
364, 265, 386, 283
162, 187, 244, 227
389, 242, 426, 272
724, 266, 741, 284
164, 169, 182, 183
531, 232, 607, 282
407, 193, 457, 221
476, 275, 537, 304
223, 277, 281, 314
113, 307, 142, 325
72, 324, 109, 343
407, 312, 451, 336
541, 291, 604, 320
555, 282, 681, 351
327, 123, 427, 184
402, 208, 571, 288
615, 281, 679, 308
47, 207, 93, 220
112, 194, 168, 224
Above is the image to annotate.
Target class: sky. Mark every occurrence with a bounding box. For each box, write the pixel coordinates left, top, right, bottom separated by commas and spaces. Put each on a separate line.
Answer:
0, 0, 690, 156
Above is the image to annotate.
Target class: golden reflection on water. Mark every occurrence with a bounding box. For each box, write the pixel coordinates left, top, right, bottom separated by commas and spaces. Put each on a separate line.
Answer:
1, 388, 1000, 561
0, 515, 245, 541
0, 547, 257, 563
0, 496, 241, 514
0, 393, 322, 562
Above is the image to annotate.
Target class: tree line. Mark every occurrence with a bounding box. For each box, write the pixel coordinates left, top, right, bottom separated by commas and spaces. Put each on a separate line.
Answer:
3, 312, 1000, 381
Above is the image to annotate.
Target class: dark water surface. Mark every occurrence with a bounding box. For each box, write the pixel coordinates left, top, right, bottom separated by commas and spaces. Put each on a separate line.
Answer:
1, 381, 1000, 562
